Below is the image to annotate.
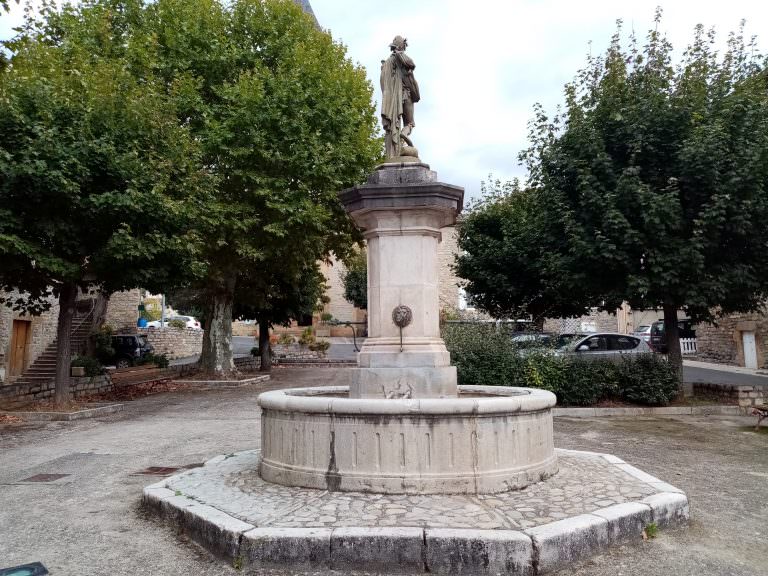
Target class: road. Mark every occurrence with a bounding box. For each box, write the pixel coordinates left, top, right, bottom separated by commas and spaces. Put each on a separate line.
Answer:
683, 365, 768, 387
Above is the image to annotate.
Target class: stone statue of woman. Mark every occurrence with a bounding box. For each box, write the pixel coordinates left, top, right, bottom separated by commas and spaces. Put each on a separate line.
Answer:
380, 36, 420, 161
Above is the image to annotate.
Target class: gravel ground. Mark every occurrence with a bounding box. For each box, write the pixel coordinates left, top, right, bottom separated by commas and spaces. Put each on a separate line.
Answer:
0, 367, 766, 576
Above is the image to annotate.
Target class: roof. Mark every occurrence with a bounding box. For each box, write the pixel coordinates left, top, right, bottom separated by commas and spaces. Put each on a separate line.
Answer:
294, 0, 318, 26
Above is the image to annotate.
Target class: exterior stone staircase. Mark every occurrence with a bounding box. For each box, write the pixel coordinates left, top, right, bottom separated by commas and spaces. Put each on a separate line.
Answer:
11, 302, 94, 388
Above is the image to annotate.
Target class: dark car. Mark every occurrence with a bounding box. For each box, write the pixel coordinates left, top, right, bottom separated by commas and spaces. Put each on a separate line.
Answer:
110, 334, 153, 368
649, 319, 696, 353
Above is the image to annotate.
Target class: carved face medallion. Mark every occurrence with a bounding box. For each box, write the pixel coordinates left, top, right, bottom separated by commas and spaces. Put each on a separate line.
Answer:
392, 305, 413, 328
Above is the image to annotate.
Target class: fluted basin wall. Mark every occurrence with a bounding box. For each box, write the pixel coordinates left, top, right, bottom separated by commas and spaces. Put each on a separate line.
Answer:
258, 385, 558, 494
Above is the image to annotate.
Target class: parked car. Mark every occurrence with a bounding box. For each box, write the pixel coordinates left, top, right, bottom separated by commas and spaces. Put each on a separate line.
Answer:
145, 315, 202, 330
511, 332, 586, 356
510, 332, 556, 348
110, 334, 154, 368
632, 325, 652, 343
556, 332, 651, 360
170, 315, 201, 330
649, 319, 696, 353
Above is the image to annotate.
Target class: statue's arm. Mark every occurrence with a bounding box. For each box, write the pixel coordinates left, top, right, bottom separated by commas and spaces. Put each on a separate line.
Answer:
394, 51, 415, 71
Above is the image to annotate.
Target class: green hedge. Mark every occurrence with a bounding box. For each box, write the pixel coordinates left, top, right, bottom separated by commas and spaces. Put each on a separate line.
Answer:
442, 323, 680, 406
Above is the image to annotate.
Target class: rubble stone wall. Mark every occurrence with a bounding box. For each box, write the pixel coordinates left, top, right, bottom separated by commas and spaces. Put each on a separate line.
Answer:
139, 327, 203, 360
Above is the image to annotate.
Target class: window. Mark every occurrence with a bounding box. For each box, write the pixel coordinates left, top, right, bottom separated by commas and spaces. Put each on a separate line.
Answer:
582, 336, 607, 351
609, 335, 639, 350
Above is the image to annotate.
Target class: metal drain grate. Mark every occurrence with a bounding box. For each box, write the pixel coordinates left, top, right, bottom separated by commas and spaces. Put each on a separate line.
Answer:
134, 466, 180, 475
133, 463, 204, 476
20, 474, 70, 483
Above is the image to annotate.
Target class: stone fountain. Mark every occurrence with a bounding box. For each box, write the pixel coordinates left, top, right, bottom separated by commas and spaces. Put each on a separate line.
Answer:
144, 36, 688, 574
257, 35, 558, 495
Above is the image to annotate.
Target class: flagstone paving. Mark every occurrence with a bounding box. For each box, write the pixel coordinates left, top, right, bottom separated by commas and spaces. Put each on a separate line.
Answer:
164, 449, 658, 530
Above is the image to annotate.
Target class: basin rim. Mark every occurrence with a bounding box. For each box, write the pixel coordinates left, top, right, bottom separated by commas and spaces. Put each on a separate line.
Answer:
257, 385, 557, 416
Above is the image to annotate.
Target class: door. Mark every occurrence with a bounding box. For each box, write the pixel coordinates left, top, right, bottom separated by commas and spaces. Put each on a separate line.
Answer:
10, 320, 31, 377
742, 331, 758, 369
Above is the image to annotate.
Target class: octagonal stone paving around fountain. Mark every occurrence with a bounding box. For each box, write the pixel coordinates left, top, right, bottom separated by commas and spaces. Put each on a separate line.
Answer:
143, 447, 689, 575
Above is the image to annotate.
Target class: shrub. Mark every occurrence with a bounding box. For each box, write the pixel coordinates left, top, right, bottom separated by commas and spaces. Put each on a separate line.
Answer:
320, 312, 334, 323
71, 355, 103, 377
168, 318, 187, 329
277, 333, 296, 346
308, 339, 330, 354
557, 358, 613, 406
442, 323, 680, 406
298, 327, 315, 346
138, 353, 170, 368
616, 354, 679, 405
92, 324, 115, 364
442, 323, 526, 387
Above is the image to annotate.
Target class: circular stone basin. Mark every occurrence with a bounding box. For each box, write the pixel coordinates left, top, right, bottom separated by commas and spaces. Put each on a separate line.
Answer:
258, 385, 557, 494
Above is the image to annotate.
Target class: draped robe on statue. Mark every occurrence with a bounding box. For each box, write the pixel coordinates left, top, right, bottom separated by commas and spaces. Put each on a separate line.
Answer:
380, 51, 419, 159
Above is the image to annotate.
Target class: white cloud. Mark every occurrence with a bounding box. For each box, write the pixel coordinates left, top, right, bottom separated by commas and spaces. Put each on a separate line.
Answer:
3, 0, 767, 199
312, 0, 768, 198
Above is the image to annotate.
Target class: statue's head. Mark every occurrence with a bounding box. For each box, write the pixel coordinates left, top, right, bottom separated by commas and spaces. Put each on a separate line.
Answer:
389, 36, 407, 52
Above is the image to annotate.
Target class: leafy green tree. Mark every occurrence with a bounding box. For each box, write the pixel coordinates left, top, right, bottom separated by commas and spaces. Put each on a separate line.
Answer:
463, 12, 768, 381
0, 4, 205, 404
138, 0, 380, 375
341, 250, 367, 310
235, 261, 327, 372
456, 179, 594, 322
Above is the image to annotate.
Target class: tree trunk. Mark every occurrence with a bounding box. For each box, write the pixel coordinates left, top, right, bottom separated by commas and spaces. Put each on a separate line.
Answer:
54, 282, 78, 407
85, 293, 110, 358
258, 318, 272, 372
663, 303, 683, 394
199, 271, 237, 377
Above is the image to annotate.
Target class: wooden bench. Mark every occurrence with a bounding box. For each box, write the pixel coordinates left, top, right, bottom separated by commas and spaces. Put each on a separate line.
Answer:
754, 404, 768, 432
108, 364, 172, 387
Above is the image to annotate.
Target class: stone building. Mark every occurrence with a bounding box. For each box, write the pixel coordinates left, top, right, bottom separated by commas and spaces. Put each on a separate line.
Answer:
104, 289, 142, 332
695, 310, 768, 369
0, 290, 59, 385
0, 288, 143, 386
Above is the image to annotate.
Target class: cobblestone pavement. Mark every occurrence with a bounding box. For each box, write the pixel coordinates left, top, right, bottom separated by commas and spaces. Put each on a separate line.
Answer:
165, 450, 657, 530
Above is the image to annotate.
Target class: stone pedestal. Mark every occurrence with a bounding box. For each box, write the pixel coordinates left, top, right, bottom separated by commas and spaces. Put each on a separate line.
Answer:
257, 162, 558, 494
338, 163, 464, 399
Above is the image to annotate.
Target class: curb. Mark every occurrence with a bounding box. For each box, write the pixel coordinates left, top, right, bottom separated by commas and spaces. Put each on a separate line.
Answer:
554, 405, 741, 417
172, 375, 270, 388
142, 449, 689, 574
0, 403, 124, 421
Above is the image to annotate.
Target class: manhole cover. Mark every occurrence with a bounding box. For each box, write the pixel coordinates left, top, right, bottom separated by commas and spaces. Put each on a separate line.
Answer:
0, 561, 48, 575
20, 474, 70, 483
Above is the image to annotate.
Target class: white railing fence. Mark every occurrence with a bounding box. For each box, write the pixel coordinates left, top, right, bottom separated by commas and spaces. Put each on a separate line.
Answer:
680, 338, 697, 355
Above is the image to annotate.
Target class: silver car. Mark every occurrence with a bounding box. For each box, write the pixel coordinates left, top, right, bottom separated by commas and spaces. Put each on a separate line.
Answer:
556, 332, 652, 360
632, 325, 652, 343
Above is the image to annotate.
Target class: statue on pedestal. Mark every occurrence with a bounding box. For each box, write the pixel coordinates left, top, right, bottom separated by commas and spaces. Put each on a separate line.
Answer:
380, 36, 421, 161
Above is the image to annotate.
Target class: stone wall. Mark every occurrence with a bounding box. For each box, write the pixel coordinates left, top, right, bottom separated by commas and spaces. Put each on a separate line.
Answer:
321, 257, 360, 323
695, 310, 768, 368
272, 343, 325, 360
139, 327, 203, 360
693, 382, 765, 411
0, 290, 60, 385
0, 375, 112, 409
437, 226, 462, 312
105, 289, 142, 331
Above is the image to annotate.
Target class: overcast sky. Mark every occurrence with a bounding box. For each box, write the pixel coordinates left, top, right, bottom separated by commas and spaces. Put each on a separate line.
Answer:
3, 1, 767, 198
